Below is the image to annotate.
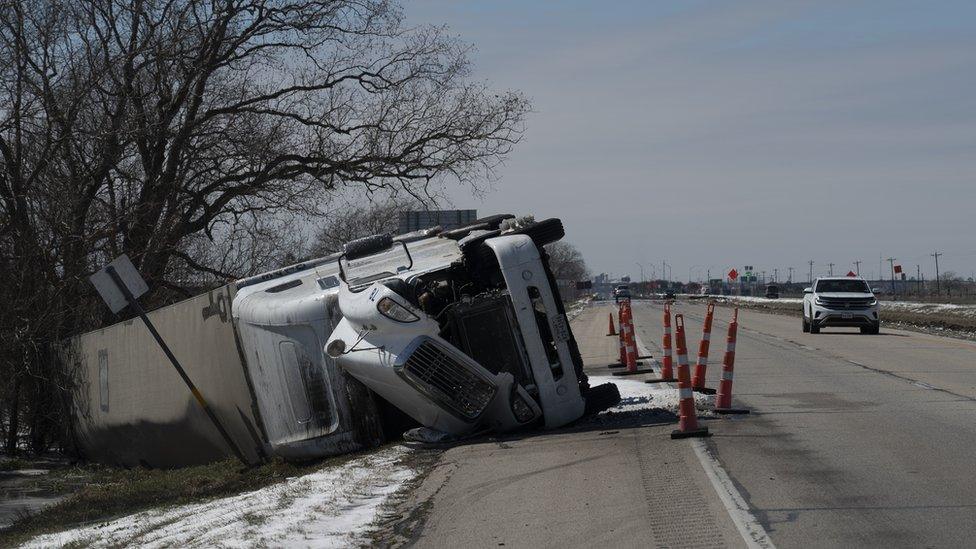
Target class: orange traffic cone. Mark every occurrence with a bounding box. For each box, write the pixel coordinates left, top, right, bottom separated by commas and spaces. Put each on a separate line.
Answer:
715, 308, 749, 414
646, 302, 676, 384
608, 304, 626, 368
613, 301, 654, 376
691, 302, 717, 394
671, 314, 710, 439
606, 312, 617, 336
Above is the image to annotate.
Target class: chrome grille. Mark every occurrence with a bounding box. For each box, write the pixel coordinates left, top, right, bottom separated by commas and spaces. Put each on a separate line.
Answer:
818, 297, 875, 309
399, 338, 496, 420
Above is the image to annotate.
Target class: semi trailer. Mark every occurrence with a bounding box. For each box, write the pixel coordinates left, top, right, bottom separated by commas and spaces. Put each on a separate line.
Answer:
69, 214, 618, 467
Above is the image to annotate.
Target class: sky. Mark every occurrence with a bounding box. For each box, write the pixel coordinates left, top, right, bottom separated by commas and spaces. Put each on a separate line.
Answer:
407, 0, 976, 283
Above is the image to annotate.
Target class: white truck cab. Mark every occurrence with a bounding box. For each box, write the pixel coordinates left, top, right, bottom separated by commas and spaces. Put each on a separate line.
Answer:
803, 277, 880, 334
326, 216, 619, 436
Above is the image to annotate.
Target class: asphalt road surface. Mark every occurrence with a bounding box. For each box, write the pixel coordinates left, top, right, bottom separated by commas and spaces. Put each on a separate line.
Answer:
630, 299, 976, 548
395, 300, 976, 548
396, 304, 746, 549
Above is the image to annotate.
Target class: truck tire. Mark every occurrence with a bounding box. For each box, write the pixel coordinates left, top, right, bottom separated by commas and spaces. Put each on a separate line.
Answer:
344, 233, 393, 260
810, 321, 820, 334
862, 323, 880, 335
584, 382, 621, 416
802, 315, 810, 333
509, 218, 565, 247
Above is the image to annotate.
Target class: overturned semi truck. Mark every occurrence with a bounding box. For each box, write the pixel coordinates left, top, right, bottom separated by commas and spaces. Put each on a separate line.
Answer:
69, 215, 618, 467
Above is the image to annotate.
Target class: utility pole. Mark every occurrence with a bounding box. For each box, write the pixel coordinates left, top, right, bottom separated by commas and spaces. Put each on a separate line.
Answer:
854, 260, 862, 276
887, 257, 896, 296
916, 264, 921, 295
773, 268, 778, 283
808, 260, 814, 285
932, 252, 942, 296
828, 262, 834, 276
788, 267, 794, 284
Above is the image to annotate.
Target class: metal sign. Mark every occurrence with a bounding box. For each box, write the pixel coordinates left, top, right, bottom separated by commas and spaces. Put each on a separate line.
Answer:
728, 269, 739, 280
89, 254, 149, 313
847, 271, 857, 277
88, 254, 249, 466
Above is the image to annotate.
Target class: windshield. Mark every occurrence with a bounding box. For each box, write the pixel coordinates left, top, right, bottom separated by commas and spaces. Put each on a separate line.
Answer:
341, 243, 412, 288
816, 279, 870, 293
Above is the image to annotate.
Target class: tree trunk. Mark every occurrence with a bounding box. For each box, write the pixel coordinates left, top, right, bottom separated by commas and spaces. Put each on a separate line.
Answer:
5, 377, 21, 454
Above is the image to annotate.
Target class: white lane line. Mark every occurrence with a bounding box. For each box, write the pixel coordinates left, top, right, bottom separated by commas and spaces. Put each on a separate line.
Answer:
691, 440, 776, 549
631, 303, 775, 549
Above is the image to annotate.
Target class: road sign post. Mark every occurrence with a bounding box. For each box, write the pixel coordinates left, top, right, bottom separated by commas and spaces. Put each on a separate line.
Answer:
90, 255, 249, 466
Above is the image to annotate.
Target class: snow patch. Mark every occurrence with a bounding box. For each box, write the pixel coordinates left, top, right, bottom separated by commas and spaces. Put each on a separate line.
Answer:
715, 295, 976, 319
24, 446, 415, 549
590, 375, 714, 417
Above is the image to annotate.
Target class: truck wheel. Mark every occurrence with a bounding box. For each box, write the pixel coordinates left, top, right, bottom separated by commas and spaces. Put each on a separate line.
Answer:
583, 382, 621, 416
810, 321, 820, 334
343, 233, 392, 260
510, 218, 565, 247
802, 315, 810, 333
869, 323, 881, 335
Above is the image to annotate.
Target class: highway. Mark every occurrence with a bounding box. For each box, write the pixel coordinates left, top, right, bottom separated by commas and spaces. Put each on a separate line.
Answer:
394, 300, 976, 548
630, 299, 976, 548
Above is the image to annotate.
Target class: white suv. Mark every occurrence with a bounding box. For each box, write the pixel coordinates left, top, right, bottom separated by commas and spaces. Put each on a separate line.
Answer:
803, 277, 880, 334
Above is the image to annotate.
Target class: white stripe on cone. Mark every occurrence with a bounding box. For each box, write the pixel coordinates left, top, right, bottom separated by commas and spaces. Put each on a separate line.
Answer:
697, 357, 708, 366
703, 333, 711, 341
679, 387, 694, 399
722, 370, 734, 381
727, 342, 736, 352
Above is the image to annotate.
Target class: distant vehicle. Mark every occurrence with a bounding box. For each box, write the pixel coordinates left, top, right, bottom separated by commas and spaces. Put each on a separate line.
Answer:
765, 284, 780, 299
802, 277, 880, 334
665, 290, 675, 300
614, 285, 631, 302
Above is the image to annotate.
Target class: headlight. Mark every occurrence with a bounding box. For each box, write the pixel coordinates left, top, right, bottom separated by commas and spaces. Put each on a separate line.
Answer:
377, 297, 419, 322
814, 297, 824, 305
869, 298, 878, 306
511, 391, 537, 423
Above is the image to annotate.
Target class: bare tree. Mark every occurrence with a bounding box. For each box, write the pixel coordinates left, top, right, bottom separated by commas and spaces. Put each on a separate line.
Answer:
309, 195, 424, 256
545, 241, 589, 282
0, 0, 528, 454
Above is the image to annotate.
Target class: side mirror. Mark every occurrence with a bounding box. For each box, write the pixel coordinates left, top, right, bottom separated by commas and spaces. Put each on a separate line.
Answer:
803, 287, 813, 294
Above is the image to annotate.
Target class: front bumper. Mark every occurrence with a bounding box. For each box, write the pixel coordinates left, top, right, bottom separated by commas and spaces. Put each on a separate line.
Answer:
328, 317, 541, 435
811, 306, 879, 327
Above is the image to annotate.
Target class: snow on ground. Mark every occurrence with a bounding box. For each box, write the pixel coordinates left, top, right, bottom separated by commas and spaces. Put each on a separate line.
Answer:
715, 295, 976, 318
712, 295, 803, 305
590, 375, 714, 417
879, 300, 976, 318
24, 446, 415, 549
